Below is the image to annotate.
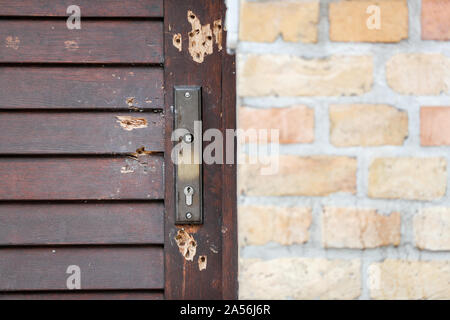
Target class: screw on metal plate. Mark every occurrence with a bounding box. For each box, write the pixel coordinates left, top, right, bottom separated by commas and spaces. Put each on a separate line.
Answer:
183, 133, 194, 143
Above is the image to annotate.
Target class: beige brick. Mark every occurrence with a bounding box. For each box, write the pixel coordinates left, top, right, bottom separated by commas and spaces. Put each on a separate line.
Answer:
239, 105, 314, 144
322, 207, 401, 249
240, 258, 361, 300
368, 157, 447, 201
239, 54, 373, 97
330, 104, 408, 147
239, 206, 312, 246
329, 0, 408, 42
239, 155, 357, 196
239, 1, 319, 43
369, 260, 450, 299
421, 107, 450, 146
386, 54, 450, 95
414, 208, 450, 251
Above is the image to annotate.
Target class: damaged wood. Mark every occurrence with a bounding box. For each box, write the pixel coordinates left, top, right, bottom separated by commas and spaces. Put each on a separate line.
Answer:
116, 116, 148, 131
187, 10, 213, 63
198, 255, 207, 271
172, 33, 182, 52
174, 229, 197, 261
213, 19, 223, 51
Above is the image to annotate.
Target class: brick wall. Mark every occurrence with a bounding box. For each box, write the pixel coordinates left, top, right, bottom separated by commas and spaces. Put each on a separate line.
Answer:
228, 0, 450, 300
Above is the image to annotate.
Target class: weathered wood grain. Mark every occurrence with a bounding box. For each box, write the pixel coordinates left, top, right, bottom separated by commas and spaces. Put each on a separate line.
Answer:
0, 156, 164, 200
0, 202, 163, 245
0, 0, 163, 17
0, 67, 163, 109
0, 20, 163, 63
0, 112, 164, 154
0, 247, 164, 290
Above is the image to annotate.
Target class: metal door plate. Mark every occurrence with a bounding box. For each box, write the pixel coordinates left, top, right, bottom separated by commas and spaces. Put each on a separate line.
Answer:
174, 86, 202, 224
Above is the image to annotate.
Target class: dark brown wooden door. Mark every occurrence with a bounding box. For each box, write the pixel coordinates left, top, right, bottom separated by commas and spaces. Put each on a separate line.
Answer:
0, 0, 236, 300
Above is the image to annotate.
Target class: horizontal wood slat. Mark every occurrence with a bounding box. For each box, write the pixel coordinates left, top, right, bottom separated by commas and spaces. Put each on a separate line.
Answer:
0, 20, 163, 63
0, 112, 164, 154
0, 0, 163, 17
0, 202, 164, 245
0, 67, 163, 110
0, 156, 164, 200
0, 247, 164, 290
0, 291, 164, 300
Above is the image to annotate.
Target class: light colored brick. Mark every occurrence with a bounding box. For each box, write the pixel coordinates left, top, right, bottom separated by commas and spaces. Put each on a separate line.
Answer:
368, 157, 447, 201
240, 258, 361, 300
239, 105, 314, 144
369, 260, 450, 299
330, 104, 408, 147
239, 205, 312, 246
422, 0, 450, 40
239, 1, 319, 43
322, 207, 401, 249
239, 155, 357, 196
421, 107, 450, 146
414, 208, 450, 251
239, 54, 373, 97
386, 54, 450, 95
329, 0, 408, 42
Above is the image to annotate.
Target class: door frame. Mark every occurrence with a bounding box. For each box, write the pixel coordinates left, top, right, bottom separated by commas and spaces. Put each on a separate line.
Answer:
163, 0, 238, 299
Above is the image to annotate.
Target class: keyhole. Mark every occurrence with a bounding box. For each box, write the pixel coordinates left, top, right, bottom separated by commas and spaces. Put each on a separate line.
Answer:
184, 186, 194, 206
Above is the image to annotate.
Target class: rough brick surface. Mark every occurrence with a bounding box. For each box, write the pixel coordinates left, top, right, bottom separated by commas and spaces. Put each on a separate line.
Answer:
322, 207, 401, 249
329, 0, 408, 42
386, 54, 450, 95
239, 105, 314, 144
421, 107, 450, 146
369, 260, 450, 299
329, 104, 408, 147
422, 0, 450, 40
239, 55, 373, 97
368, 157, 447, 200
239, 206, 312, 246
239, 1, 319, 43
239, 155, 357, 196
414, 208, 450, 251
240, 258, 361, 300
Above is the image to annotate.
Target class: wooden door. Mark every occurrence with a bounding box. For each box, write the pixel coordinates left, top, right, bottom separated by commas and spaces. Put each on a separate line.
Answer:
0, 0, 237, 300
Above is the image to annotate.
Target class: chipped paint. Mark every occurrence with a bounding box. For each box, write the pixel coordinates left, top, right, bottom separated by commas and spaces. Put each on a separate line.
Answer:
64, 40, 79, 51
125, 147, 158, 175
198, 255, 207, 271
173, 33, 182, 52
174, 229, 197, 261
116, 116, 148, 131
126, 97, 136, 107
120, 165, 135, 174
187, 10, 214, 63
5, 36, 20, 50
213, 19, 223, 51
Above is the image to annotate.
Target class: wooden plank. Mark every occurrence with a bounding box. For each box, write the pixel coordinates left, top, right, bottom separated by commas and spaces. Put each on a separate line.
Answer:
0, 112, 164, 154
0, 291, 164, 300
0, 67, 163, 110
0, 156, 164, 200
220, 22, 239, 299
164, 0, 227, 299
0, 202, 164, 245
0, 20, 163, 63
0, 247, 164, 290
0, 0, 163, 17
